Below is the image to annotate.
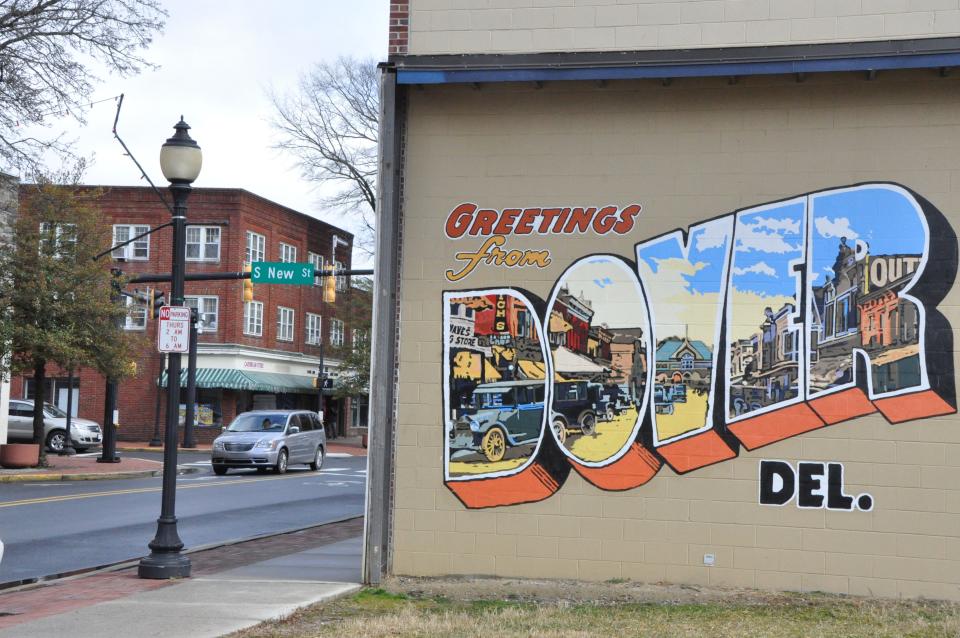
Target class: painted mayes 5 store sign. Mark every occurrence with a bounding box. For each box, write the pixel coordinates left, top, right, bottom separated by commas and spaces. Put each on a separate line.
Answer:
440, 183, 955, 509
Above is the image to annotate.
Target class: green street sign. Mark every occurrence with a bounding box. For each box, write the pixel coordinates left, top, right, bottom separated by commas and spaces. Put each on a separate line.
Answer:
250, 262, 315, 285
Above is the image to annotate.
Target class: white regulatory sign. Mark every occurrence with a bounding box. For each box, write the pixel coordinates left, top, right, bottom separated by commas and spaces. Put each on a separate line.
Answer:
157, 306, 191, 353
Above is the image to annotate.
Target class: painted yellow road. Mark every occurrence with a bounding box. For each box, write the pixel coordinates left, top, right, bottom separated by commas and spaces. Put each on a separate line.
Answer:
567, 407, 639, 463
449, 456, 528, 476
0, 473, 310, 509
655, 390, 709, 441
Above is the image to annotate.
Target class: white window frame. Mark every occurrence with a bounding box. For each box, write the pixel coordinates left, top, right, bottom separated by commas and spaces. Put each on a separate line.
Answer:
279, 242, 297, 263
185, 295, 219, 332
352, 328, 367, 351
331, 318, 344, 347
186, 225, 221, 262
245, 231, 265, 263
124, 295, 147, 331
112, 224, 150, 260
243, 301, 263, 336
308, 252, 324, 286
39, 222, 77, 258
305, 312, 322, 345
335, 260, 347, 291
277, 306, 294, 342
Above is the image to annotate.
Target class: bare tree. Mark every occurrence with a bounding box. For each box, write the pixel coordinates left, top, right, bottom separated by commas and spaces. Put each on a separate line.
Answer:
269, 57, 379, 253
0, 0, 167, 172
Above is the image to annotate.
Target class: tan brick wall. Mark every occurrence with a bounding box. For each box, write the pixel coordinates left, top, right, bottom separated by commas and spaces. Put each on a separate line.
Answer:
393, 71, 960, 599
407, 0, 960, 54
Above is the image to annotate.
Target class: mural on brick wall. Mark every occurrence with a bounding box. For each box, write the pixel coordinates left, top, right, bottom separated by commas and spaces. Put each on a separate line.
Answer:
441, 183, 956, 509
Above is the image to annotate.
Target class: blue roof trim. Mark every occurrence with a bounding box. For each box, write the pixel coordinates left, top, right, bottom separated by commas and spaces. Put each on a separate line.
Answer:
397, 51, 960, 85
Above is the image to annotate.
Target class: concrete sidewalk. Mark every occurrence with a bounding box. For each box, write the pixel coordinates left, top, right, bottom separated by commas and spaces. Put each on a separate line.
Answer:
0, 518, 364, 638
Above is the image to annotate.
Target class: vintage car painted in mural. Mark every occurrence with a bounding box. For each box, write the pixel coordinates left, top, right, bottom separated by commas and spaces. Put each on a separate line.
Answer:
448, 380, 545, 463
653, 383, 687, 415
551, 380, 598, 444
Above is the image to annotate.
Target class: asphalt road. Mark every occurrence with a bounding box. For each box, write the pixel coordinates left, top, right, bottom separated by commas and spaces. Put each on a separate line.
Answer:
0, 450, 367, 586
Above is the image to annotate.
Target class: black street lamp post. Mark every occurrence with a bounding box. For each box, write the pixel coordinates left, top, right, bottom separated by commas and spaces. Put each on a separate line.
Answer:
139, 117, 201, 580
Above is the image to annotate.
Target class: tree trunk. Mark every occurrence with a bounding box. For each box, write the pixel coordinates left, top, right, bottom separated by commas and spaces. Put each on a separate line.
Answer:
32, 358, 47, 467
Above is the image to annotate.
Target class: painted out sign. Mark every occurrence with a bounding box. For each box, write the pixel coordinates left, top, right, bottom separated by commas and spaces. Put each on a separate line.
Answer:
441, 183, 957, 509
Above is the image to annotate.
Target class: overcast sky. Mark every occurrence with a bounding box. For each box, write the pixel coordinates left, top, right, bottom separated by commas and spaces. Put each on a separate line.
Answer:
37, 0, 388, 260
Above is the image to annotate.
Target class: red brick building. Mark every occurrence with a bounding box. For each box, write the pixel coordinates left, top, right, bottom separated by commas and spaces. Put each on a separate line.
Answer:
9, 186, 369, 443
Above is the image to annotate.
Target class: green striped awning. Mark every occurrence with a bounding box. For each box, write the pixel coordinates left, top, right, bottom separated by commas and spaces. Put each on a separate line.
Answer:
159, 369, 318, 394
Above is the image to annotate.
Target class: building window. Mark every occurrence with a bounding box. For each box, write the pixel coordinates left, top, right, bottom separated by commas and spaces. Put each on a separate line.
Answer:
112, 225, 150, 260
243, 301, 263, 336
185, 295, 219, 332
186, 226, 220, 261
246, 231, 265, 263
335, 260, 347, 291
280, 242, 297, 263
277, 306, 294, 341
308, 252, 324, 285
680, 353, 694, 370
353, 328, 367, 351
124, 296, 147, 331
39, 222, 77, 258
330, 318, 344, 346
305, 312, 322, 345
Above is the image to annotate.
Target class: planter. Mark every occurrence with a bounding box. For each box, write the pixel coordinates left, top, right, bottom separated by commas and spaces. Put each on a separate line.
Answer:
0, 443, 40, 469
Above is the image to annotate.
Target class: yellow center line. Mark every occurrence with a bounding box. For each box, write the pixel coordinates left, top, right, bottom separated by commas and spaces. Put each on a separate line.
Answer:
0, 473, 310, 509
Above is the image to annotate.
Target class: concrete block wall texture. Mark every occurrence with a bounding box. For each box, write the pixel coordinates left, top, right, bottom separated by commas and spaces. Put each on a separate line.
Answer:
392, 71, 960, 599
405, 0, 960, 54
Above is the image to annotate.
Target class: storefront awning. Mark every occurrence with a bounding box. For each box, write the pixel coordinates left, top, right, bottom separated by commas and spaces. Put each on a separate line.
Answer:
160, 369, 320, 394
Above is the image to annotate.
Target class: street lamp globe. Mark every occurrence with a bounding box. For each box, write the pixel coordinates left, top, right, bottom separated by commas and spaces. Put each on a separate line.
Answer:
159, 117, 202, 184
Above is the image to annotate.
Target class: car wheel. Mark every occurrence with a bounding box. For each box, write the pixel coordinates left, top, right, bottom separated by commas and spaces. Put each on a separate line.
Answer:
480, 427, 506, 463
274, 449, 289, 474
580, 413, 597, 436
213, 464, 228, 476
605, 406, 615, 422
46, 429, 67, 453
309, 446, 324, 471
552, 418, 567, 446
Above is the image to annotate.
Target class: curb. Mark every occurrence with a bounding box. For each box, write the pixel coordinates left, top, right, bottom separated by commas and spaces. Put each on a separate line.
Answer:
0, 464, 201, 483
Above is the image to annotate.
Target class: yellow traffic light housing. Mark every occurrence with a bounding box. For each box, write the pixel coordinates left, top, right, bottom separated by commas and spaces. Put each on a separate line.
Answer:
323, 271, 336, 304
243, 264, 254, 302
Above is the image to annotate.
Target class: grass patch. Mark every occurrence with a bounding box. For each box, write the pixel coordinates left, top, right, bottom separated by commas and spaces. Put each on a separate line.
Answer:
230, 582, 960, 638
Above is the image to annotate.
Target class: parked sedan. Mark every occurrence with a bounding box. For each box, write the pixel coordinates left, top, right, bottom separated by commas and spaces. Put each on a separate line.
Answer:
6, 399, 103, 452
211, 410, 326, 475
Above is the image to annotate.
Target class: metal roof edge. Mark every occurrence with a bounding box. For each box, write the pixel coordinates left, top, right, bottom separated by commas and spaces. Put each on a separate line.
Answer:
391, 37, 960, 84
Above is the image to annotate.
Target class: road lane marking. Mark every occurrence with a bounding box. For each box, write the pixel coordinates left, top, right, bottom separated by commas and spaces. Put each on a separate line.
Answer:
0, 472, 336, 509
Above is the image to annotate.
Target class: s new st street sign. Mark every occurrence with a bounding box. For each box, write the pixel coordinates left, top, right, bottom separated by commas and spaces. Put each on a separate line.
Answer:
251, 262, 315, 285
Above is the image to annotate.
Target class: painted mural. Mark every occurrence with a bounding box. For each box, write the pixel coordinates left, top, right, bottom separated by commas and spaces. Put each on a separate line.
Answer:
441, 183, 956, 509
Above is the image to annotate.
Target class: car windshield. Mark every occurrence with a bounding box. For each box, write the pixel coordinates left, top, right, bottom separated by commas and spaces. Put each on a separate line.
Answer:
226, 413, 287, 432
470, 389, 515, 408
43, 403, 67, 418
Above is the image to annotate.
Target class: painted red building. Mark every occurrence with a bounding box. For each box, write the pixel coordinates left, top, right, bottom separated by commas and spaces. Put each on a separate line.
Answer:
9, 186, 369, 443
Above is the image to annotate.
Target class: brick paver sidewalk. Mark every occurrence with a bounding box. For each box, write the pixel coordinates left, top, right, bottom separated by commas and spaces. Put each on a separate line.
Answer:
0, 516, 363, 631
0, 455, 163, 481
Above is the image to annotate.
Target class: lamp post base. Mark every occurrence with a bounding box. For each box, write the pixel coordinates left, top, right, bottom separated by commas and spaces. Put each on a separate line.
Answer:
138, 517, 191, 579
138, 552, 191, 579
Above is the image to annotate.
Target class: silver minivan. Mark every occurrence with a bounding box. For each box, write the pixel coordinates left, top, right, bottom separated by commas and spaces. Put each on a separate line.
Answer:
211, 410, 326, 475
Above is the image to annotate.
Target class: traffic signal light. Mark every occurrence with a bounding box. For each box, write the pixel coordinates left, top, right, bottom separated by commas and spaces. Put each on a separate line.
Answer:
149, 288, 166, 318
323, 270, 336, 304
243, 264, 254, 302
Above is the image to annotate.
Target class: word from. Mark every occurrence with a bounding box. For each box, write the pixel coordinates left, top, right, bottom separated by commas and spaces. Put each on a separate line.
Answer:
446, 235, 551, 282
759, 460, 873, 511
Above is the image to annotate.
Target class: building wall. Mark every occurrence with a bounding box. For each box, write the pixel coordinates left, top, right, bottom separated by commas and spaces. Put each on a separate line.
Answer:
392, 72, 960, 599
406, 0, 960, 55
8, 186, 359, 442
